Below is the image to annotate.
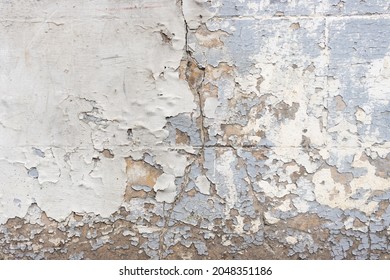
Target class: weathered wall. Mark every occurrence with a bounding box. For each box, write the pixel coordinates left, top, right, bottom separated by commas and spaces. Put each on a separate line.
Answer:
0, 0, 390, 259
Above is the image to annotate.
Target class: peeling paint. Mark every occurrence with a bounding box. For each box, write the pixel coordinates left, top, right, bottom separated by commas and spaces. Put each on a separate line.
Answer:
1, 0, 390, 260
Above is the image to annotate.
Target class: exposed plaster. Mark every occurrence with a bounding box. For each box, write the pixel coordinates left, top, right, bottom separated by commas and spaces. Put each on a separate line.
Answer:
1, 0, 390, 260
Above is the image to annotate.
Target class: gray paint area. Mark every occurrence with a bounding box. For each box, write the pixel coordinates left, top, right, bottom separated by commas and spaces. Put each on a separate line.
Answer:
0, 0, 390, 260
204, 0, 390, 17
328, 18, 390, 142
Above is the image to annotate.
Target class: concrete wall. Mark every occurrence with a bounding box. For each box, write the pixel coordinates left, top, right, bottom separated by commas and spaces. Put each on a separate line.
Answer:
0, 0, 389, 259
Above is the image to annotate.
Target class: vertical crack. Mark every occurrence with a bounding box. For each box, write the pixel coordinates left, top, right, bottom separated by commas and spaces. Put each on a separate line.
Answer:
158, 4, 203, 259
180, 0, 189, 53
179, 0, 207, 159
190, 61, 206, 157
158, 162, 193, 259
368, 215, 372, 259
157, 2, 208, 259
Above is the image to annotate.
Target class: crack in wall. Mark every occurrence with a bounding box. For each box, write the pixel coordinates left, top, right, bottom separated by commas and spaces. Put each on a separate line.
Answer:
1, 0, 390, 260
158, 162, 193, 259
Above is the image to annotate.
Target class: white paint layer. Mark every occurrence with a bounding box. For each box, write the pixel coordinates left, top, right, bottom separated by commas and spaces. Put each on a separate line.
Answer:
0, 0, 194, 222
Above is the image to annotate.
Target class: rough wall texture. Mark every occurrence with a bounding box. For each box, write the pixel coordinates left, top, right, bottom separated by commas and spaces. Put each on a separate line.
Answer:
0, 0, 390, 260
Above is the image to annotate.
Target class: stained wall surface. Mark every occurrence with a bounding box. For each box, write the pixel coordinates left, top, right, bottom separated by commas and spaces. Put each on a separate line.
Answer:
0, 0, 390, 260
